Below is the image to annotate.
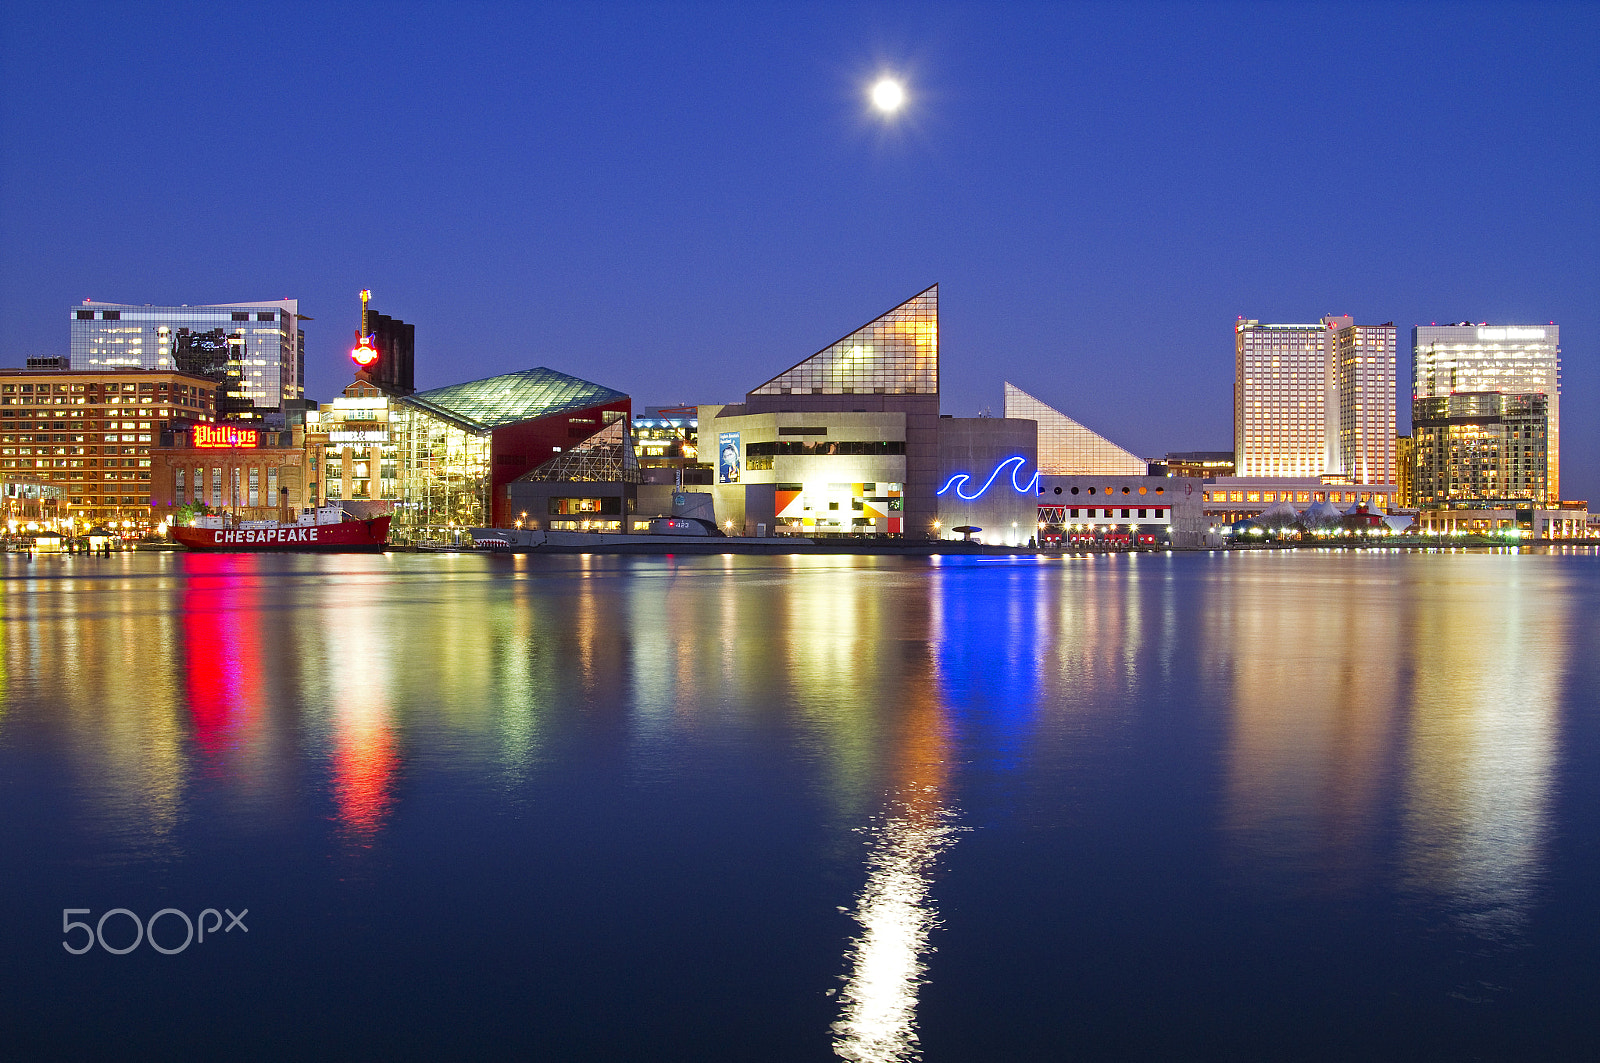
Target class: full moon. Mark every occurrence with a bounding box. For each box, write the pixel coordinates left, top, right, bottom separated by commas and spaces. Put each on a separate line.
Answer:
871, 78, 905, 113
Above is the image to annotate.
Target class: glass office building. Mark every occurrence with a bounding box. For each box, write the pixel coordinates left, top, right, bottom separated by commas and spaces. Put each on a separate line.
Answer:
1412, 391, 1549, 507
69, 300, 304, 418
1412, 324, 1560, 502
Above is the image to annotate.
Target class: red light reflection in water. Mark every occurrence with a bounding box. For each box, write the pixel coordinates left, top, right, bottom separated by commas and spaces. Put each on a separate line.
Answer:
331, 706, 397, 842
327, 596, 399, 843
180, 554, 265, 774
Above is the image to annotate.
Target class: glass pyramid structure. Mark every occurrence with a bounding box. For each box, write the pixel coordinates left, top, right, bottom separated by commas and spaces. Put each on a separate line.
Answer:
750, 284, 938, 397
1003, 382, 1148, 476
521, 418, 640, 483
402, 368, 627, 432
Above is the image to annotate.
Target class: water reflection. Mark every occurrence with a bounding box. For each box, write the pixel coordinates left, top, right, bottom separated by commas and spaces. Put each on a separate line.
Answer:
181, 556, 267, 774
1217, 555, 1403, 888
833, 663, 955, 1063
5, 550, 1593, 1057
323, 584, 399, 843
2, 556, 188, 862
1216, 553, 1570, 937
1398, 557, 1568, 938
832, 805, 957, 1063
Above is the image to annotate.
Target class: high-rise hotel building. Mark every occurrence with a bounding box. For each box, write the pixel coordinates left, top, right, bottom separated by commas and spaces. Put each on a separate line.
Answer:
1411, 323, 1560, 504
69, 300, 305, 419
1233, 316, 1395, 484
1332, 317, 1397, 486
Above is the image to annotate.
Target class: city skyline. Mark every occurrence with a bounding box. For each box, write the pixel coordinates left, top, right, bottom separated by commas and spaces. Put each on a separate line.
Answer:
1, 2, 1594, 499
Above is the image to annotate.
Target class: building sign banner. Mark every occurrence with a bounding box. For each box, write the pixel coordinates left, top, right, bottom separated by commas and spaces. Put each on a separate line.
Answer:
330, 430, 390, 444
718, 432, 741, 484
195, 425, 260, 449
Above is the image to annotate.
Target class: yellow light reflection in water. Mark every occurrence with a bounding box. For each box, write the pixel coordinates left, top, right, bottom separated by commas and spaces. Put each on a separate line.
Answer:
833, 576, 954, 1063
2, 559, 188, 859
832, 806, 957, 1063
1216, 553, 1571, 936
1399, 556, 1569, 937
1220, 555, 1401, 883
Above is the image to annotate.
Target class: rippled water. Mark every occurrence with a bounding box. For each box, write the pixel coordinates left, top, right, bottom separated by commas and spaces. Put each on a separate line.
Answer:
3, 549, 1599, 1061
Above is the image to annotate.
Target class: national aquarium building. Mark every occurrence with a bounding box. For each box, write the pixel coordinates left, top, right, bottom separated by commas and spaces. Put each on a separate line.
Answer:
390, 368, 630, 541
701, 284, 1063, 545
697, 284, 1206, 546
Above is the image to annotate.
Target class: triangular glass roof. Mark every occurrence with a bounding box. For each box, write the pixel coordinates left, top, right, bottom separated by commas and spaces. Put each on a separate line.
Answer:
750, 284, 938, 397
521, 419, 640, 483
401, 367, 626, 432
1003, 382, 1147, 476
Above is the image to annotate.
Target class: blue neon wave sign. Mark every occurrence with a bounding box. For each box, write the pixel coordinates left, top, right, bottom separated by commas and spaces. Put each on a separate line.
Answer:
936, 456, 1039, 500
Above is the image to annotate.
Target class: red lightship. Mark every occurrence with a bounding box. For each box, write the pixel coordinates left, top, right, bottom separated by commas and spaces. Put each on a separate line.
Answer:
172, 505, 391, 552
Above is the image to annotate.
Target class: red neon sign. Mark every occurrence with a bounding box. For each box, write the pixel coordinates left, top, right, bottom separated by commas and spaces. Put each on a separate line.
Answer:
195, 425, 260, 449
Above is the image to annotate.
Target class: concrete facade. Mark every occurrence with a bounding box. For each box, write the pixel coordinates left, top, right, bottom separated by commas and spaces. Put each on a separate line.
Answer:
935, 416, 1037, 545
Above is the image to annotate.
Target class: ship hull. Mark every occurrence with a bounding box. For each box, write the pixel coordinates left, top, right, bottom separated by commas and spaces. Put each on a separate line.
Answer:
173, 516, 391, 552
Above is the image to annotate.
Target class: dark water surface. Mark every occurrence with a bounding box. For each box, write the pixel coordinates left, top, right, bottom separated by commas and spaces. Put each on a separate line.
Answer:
3, 549, 1599, 1061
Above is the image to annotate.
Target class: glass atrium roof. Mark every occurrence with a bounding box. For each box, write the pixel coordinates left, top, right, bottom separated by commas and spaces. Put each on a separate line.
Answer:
750, 283, 938, 397
522, 419, 640, 483
400, 368, 627, 432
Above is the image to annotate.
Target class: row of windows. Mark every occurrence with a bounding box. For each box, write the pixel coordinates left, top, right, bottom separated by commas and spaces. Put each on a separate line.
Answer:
4, 435, 151, 448
1056, 508, 1167, 519
1206, 490, 1373, 504
175, 466, 283, 508
3, 383, 208, 395
1047, 484, 1164, 496
75, 310, 276, 321
1, 454, 149, 465
2, 402, 203, 413
745, 440, 905, 457
2, 461, 150, 477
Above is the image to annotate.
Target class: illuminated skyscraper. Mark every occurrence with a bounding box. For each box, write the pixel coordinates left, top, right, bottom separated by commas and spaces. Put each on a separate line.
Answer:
1331, 317, 1397, 487
1233, 316, 1395, 485
1411, 323, 1560, 504
70, 299, 305, 419
1234, 320, 1335, 480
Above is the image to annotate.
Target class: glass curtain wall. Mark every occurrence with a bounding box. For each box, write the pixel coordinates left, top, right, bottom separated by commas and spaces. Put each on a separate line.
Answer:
391, 405, 491, 542
750, 284, 938, 396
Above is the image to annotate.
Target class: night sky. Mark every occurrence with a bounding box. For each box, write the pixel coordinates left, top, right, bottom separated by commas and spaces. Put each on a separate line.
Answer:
3, 2, 1595, 499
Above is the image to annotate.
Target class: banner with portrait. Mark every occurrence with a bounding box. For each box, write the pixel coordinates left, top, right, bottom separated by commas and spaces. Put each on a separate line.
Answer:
718, 432, 741, 484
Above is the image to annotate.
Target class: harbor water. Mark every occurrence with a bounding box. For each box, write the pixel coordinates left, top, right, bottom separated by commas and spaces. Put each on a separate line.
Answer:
3, 549, 1599, 1061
